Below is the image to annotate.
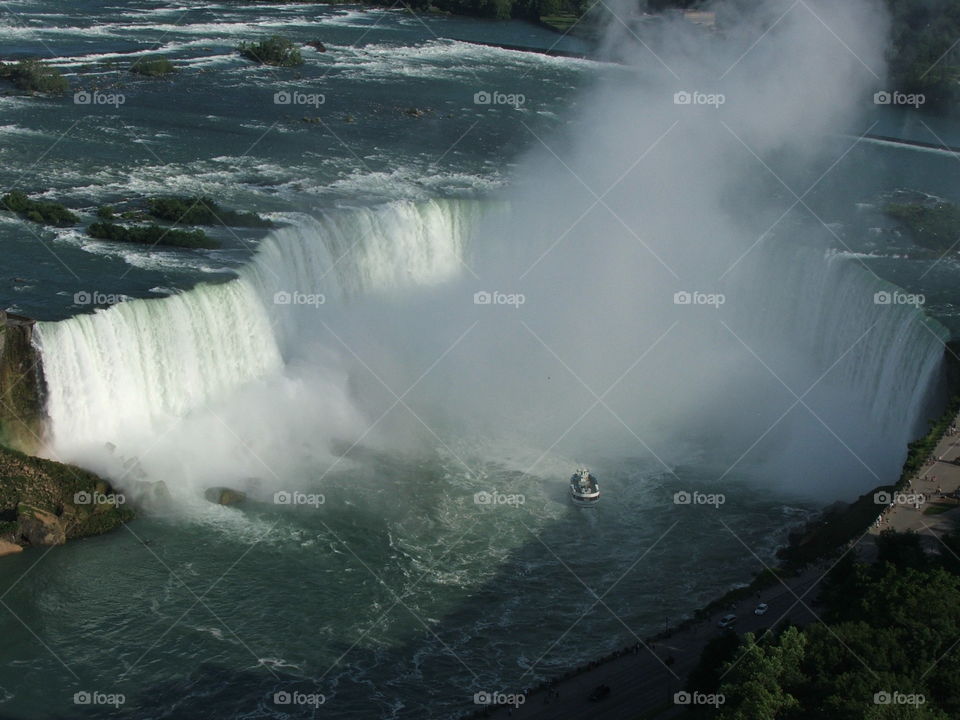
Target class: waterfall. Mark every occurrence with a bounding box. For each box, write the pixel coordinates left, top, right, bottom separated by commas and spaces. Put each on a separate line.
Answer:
31, 196, 947, 497
35, 199, 482, 451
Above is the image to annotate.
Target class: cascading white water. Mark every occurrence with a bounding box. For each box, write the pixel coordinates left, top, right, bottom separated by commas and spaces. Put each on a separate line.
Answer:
32, 195, 947, 496
35, 199, 482, 453
730, 244, 947, 433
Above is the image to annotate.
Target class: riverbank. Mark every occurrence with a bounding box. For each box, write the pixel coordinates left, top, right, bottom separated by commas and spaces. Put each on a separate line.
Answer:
474, 366, 960, 718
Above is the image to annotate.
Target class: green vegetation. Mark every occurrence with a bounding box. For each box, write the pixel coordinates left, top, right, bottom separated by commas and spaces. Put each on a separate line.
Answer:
685, 533, 960, 719
887, 0, 960, 107
1, 191, 78, 226
88, 221, 219, 249
147, 196, 273, 228
0, 59, 69, 94
885, 202, 960, 254
237, 35, 304, 66
899, 394, 960, 482
129, 56, 176, 77
96, 205, 115, 220
0, 444, 133, 548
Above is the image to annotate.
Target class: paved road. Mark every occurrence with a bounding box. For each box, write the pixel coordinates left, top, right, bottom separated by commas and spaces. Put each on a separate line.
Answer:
482, 566, 824, 719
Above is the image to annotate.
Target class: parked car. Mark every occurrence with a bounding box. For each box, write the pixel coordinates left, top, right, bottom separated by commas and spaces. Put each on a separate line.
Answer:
718, 613, 737, 628
754, 602, 769, 616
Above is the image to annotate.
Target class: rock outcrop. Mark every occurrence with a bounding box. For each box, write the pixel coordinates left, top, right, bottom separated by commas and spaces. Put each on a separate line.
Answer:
204, 486, 246, 506
0, 311, 45, 454
0, 445, 133, 552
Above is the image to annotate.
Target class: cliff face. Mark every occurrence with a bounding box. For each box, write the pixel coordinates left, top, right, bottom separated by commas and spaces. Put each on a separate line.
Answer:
0, 310, 44, 454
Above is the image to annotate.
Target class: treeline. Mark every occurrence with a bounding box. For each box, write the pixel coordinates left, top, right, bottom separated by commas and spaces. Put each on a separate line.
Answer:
403, 0, 589, 21
886, 0, 960, 106
686, 531, 960, 719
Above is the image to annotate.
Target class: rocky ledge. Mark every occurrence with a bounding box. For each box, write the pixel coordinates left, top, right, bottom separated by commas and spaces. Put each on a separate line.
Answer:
0, 445, 133, 556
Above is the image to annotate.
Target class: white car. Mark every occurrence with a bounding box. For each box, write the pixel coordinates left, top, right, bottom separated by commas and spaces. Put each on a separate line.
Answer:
754, 603, 769, 616
717, 613, 736, 628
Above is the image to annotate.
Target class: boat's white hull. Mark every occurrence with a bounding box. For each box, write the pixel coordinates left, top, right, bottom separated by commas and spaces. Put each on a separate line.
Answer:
570, 493, 599, 506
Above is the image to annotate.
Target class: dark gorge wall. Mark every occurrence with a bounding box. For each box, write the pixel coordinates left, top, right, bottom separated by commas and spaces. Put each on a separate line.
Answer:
0, 310, 44, 454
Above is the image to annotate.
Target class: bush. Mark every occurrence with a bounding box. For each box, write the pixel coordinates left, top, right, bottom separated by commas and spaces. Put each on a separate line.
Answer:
147, 196, 273, 228
1, 191, 78, 226
96, 205, 115, 220
237, 36, 304, 67
129, 56, 176, 77
0, 59, 69, 94
87, 221, 219, 249
885, 202, 960, 253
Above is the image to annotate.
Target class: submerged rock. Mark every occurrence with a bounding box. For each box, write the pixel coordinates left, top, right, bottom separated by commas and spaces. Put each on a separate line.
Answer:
204, 487, 246, 506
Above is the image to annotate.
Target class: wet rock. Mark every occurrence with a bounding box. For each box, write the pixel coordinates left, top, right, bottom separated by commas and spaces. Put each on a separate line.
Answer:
204, 487, 246, 506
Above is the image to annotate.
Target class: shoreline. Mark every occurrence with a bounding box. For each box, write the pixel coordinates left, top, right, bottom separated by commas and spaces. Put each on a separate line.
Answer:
471, 377, 960, 718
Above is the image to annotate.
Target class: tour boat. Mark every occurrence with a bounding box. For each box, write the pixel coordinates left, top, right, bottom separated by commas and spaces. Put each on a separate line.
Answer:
569, 468, 599, 506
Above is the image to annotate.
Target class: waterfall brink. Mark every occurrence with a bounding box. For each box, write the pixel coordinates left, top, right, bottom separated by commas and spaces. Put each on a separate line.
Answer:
35, 279, 282, 450
35, 199, 482, 452
30, 196, 948, 497
730, 245, 947, 434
